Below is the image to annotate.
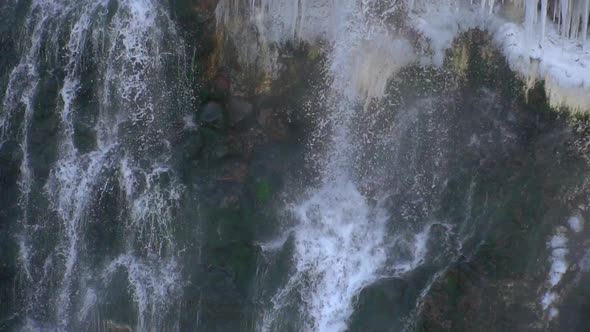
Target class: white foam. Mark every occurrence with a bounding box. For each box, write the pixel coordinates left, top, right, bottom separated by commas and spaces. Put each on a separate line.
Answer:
567, 213, 584, 233
182, 114, 198, 131
392, 224, 445, 274
542, 291, 558, 310
262, 181, 388, 332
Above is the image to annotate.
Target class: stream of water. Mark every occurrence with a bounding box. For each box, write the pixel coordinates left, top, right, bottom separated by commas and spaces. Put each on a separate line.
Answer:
2, 0, 590, 331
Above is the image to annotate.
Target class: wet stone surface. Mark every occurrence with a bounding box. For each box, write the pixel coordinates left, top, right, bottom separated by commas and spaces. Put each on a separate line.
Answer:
2, 2, 590, 332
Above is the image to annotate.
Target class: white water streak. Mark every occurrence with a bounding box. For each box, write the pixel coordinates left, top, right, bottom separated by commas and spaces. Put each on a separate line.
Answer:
217, 2, 431, 331
262, 182, 388, 331
1, 0, 187, 329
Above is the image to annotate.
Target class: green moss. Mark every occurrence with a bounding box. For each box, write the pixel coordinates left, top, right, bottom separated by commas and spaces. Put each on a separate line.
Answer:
255, 179, 272, 204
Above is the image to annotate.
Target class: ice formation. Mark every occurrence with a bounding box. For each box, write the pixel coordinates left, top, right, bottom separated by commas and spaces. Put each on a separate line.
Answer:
217, 0, 590, 113
408, 0, 590, 113
542, 227, 569, 320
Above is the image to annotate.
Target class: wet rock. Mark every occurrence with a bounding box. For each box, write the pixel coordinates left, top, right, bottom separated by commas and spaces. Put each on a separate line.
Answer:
212, 143, 231, 160
253, 178, 272, 204
73, 118, 97, 154
220, 194, 240, 209
226, 97, 253, 126
200, 102, 223, 126
418, 262, 540, 331
213, 74, 231, 97
227, 128, 267, 158
104, 320, 133, 332
216, 160, 248, 183
0, 140, 22, 164
181, 131, 204, 162
0, 141, 21, 206
257, 108, 289, 140
347, 277, 410, 332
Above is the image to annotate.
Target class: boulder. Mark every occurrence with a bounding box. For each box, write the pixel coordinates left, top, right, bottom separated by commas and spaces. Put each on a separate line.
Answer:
257, 108, 288, 141
216, 160, 248, 183
200, 102, 223, 126
226, 97, 253, 126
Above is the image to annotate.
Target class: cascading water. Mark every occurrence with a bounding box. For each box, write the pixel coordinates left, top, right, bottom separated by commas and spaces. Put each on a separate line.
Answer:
216, 1, 452, 331
216, 0, 590, 331
1, 0, 190, 330
3, 0, 590, 331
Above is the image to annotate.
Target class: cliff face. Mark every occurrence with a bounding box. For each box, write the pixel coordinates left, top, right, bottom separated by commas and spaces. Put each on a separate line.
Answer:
2, 1, 590, 331
198, 3, 590, 330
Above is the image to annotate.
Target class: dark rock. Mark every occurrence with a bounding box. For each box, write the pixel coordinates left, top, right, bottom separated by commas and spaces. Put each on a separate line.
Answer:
73, 117, 97, 154
104, 320, 133, 332
257, 108, 289, 140
0, 140, 22, 164
200, 102, 223, 126
214, 75, 231, 96
212, 144, 230, 160
216, 160, 248, 183
227, 128, 267, 158
181, 131, 204, 162
226, 97, 254, 126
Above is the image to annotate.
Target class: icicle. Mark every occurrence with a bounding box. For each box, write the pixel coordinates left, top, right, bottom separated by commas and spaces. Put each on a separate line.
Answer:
582, 0, 589, 45
561, 0, 569, 38
567, 0, 574, 39
525, 0, 537, 42
541, 0, 548, 44
559, 1, 562, 33
571, 0, 581, 40
489, 0, 495, 14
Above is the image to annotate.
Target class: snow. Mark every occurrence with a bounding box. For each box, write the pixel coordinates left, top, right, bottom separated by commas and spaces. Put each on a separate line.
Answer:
217, 0, 590, 113
492, 19, 590, 113
411, 0, 590, 113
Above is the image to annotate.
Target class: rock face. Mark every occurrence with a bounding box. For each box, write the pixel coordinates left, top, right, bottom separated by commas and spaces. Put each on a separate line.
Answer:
3, 0, 590, 331
200, 102, 224, 126
226, 97, 253, 126
257, 108, 289, 141
190, 22, 590, 331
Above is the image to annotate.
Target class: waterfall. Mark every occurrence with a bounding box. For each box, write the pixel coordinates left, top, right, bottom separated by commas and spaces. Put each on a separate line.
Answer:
1, 0, 190, 330
2, 0, 590, 330
214, 0, 590, 330
216, 1, 442, 331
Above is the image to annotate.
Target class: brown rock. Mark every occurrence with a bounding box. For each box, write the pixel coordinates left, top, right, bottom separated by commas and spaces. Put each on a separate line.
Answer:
257, 108, 289, 141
